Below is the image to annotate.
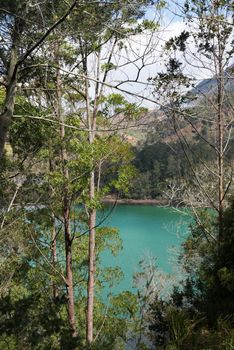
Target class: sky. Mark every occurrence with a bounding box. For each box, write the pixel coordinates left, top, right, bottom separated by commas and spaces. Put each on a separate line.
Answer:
84, 1, 234, 110
100, 5, 194, 108
104, 22, 187, 108
103, 2, 234, 109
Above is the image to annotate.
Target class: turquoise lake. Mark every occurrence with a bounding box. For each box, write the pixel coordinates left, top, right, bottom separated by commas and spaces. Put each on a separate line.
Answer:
100, 205, 192, 294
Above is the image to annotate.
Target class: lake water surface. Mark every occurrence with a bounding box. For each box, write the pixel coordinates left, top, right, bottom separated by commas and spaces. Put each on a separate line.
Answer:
100, 205, 192, 293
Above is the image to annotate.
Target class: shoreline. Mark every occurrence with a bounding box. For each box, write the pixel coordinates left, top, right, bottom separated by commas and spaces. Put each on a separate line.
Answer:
102, 197, 168, 206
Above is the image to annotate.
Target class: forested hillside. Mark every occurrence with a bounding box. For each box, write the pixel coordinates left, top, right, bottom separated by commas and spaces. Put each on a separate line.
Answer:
0, 1, 233, 349
125, 89, 234, 203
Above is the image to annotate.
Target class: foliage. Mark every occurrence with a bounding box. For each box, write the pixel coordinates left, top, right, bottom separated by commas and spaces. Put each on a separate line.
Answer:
146, 200, 234, 350
0, 0, 233, 348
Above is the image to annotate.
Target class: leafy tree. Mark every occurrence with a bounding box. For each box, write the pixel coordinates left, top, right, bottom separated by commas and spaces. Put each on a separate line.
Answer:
0, 0, 79, 158
146, 199, 234, 350
152, 0, 234, 238
0, 1, 161, 347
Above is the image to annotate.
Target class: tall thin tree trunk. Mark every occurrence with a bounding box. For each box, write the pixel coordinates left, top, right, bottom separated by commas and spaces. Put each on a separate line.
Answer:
217, 69, 224, 240
216, 15, 225, 241
56, 60, 77, 338
86, 173, 96, 344
85, 66, 97, 345
0, 18, 23, 159
64, 204, 77, 337
51, 213, 58, 299
49, 156, 58, 299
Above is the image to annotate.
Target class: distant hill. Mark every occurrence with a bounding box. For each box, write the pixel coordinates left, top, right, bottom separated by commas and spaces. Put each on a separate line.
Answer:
189, 64, 234, 96
120, 65, 234, 145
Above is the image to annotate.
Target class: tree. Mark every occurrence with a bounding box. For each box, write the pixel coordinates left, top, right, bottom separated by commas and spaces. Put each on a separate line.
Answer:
0, 0, 78, 159
144, 199, 234, 350
70, 1, 159, 345
0, 1, 174, 348
153, 0, 234, 239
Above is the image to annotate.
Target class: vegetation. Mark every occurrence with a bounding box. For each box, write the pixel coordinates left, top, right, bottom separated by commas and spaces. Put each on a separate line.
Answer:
146, 199, 234, 350
0, 0, 233, 349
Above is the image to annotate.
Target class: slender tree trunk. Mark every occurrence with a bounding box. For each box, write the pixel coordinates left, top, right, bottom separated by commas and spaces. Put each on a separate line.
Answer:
49, 156, 58, 299
86, 176, 96, 344
0, 77, 17, 159
51, 213, 58, 299
56, 60, 77, 338
85, 65, 97, 346
64, 204, 77, 337
216, 17, 225, 241
0, 18, 23, 159
217, 70, 224, 240
82, 40, 111, 347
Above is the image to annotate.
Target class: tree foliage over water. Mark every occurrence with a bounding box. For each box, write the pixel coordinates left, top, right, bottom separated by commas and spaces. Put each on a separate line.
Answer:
146, 199, 234, 350
0, 0, 233, 349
